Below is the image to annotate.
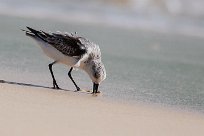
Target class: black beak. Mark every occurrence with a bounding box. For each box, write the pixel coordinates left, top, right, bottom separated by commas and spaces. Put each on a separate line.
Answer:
93, 83, 99, 93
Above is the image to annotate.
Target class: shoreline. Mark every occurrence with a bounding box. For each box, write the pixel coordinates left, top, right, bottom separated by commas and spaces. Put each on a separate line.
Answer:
0, 83, 204, 136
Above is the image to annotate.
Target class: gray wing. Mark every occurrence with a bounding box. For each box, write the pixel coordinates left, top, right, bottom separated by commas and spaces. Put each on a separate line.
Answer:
25, 27, 87, 57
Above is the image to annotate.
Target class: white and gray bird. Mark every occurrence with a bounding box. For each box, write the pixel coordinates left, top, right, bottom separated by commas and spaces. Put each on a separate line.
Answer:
22, 27, 106, 93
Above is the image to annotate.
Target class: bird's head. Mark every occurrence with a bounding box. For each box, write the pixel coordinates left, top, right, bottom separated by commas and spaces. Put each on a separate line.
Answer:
84, 60, 106, 93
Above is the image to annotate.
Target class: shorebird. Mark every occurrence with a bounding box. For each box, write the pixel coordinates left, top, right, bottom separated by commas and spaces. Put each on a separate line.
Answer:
22, 27, 106, 93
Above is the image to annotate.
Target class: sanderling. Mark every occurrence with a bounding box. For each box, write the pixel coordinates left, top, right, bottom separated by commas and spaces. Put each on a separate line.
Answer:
22, 27, 106, 93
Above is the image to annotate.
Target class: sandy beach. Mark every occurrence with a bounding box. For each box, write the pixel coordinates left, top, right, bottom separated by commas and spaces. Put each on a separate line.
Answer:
0, 81, 204, 136
1, 0, 204, 135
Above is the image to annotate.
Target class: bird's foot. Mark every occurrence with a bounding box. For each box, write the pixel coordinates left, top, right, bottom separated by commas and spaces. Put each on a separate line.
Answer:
55, 86, 61, 90
52, 85, 61, 90
74, 87, 81, 92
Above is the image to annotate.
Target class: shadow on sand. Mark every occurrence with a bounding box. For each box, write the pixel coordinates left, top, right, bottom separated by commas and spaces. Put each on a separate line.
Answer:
0, 80, 97, 95
0, 79, 70, 91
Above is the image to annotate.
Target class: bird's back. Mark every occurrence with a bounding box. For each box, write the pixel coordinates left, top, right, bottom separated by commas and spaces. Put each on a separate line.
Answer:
25, 27, 87, 57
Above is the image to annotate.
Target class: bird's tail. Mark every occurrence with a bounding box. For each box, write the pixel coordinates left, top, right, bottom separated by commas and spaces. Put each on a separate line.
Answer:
21, 27, 36, 37
22, 27, 50, 43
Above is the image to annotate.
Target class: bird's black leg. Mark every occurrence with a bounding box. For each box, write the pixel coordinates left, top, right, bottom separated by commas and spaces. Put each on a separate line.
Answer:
48, 61, 60, 89
68, 67, 80, 91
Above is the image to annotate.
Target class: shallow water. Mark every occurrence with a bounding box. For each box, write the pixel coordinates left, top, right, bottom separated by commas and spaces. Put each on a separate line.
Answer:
0, 15, 204, 112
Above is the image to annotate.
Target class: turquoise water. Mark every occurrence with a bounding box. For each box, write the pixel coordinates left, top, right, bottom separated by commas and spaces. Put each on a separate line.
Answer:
0, 15, 204, 112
